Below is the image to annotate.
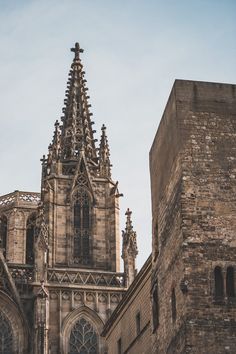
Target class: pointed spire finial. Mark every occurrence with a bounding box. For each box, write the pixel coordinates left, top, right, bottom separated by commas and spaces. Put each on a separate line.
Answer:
99, 124, 111, 178
71, 42, 84, 60
122, 208, 138, 286
122, 208, 138, 256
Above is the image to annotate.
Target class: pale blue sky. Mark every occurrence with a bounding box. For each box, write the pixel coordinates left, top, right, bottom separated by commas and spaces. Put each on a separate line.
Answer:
0, 0, 235, 269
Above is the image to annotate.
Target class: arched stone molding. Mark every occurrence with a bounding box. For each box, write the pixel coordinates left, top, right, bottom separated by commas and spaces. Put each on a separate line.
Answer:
61, 305, 105, 354
0, 290, 28, 354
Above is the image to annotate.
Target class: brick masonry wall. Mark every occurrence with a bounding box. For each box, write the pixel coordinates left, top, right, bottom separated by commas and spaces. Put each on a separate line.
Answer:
104, 259, 151, 354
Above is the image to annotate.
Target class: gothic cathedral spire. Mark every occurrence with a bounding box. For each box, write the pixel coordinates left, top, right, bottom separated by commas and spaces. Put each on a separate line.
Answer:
44, 43, 100, 178
60, 43, 97, 163
40, 43, 121, 272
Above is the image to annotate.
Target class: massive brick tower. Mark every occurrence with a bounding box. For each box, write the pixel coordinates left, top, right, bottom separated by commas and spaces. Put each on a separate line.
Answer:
0, 43, 137, 354
150, 80, 236, 353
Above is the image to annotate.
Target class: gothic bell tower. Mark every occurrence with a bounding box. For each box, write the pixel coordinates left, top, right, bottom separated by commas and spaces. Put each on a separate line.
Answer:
32, 43, 127, 354
40, 43, 121, 272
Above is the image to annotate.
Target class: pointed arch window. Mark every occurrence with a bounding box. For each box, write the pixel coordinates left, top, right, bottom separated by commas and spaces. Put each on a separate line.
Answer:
226, 266, 235, 298
26, 213, 36, 264
0, 215, 7, 258
0, 311, 13, 354
214, 266, 224, 298
73, 189, 91, 265
69, 317, 98, 354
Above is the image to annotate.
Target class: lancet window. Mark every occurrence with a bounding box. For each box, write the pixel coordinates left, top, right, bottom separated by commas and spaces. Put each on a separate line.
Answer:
69, 317, 98, 354
0, 311, 13, 354
0, 215, 7, 258
226, 266, 235, 298
26, 213, 36, 264
214, 266, 224, 298
73, 189, 92, 265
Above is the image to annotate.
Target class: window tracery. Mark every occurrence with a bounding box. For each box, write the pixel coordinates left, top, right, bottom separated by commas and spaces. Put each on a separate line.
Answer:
0, 311, 13, 354
73, 189, 91, 265
0, 215, 7, 258
69, 317, 98, 354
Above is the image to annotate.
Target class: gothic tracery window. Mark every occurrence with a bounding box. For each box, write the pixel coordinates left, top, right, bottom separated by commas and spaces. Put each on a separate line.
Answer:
0, 215, 7, 258
69, 317, 98, 354
0, 311, 13, 354
26, 214, 36, 264
73, 189, 91, 265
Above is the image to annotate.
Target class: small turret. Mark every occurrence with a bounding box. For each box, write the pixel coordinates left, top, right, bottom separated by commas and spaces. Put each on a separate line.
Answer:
99, 124, 112, 178
45, 120, 62, 176
51, 120, 61, 161
122, 208, 138, 287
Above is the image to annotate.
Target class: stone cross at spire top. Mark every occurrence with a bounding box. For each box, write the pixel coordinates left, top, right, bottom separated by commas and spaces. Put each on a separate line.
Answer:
71, 42, 84, 60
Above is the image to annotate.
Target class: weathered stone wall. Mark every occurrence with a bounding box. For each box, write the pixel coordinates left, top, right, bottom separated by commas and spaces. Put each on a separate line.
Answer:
150, 87, 187, 353
43, 174, 120, 271
47, 287, 123, 353
150, 80, 236, 353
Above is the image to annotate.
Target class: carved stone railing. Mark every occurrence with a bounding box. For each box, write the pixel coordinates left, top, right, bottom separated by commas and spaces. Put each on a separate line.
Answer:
0, 191, 40, 208
47, 269, 125, 288
8, 263, 34, 283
